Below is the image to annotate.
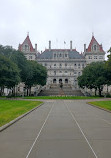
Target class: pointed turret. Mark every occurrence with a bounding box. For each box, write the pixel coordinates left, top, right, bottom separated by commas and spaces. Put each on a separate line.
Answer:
86, 35, 105, 53
84, 35, 105, 64
19, 33, 34, 52
18, 33, 38, 61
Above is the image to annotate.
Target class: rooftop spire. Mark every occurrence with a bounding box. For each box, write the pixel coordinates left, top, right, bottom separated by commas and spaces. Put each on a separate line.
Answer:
27, 32, 29, 36
92, 32, 94, 37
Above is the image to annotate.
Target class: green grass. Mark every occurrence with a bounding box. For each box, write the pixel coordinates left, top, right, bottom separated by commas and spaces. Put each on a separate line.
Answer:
0, 100, 43, 127
23, 96, 101, 100
89, 101, 111, 111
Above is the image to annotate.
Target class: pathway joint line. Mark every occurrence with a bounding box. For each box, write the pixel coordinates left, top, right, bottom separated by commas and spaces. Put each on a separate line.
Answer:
25, 103, 54, 158
65, 103, 98, 158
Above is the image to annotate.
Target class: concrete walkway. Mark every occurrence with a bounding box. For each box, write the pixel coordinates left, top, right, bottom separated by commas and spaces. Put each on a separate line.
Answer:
0, 100, 111, 158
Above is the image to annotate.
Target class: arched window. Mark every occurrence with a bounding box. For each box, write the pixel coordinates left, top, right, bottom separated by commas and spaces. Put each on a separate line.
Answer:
53, 79, 56, 83
65, 79, 68, 83
94, 45, 97, 51
59, 63, 62, 67
24, 45, 29, 51
59, 79, 62, 83
54, 71, 56, 75
65, 54, 67, 57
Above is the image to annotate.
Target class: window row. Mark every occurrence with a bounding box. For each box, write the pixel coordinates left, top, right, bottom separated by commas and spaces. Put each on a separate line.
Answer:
54, 53, 68, 58
88, 56, 103, 59
44, 63, 85, 67
53, 71, 81, 75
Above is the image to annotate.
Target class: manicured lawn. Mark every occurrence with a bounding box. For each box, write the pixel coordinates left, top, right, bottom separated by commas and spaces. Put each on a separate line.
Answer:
24, 96, 101, 100
89, 101, 111, 111
0, 100, 43, 127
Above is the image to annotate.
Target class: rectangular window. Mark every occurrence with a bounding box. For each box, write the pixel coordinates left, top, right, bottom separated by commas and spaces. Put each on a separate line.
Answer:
65, 54, 67, 57
99, 56, 103, 59
29, 56, 32, 60
89, 56, 92, 59
94, 56, 97, 59
54, 71, 56, 75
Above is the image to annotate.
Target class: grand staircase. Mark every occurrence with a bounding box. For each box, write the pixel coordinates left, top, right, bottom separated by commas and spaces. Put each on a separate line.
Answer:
38, 84, 84, 96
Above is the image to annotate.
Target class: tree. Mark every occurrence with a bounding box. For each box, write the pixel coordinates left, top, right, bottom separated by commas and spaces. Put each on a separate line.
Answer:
78, 62, 107, 96
0, 55, 20, 96
105, 49, 111, 90
0, 45, 47, 96
24, 61, 47, 96
10, 50, 29, 82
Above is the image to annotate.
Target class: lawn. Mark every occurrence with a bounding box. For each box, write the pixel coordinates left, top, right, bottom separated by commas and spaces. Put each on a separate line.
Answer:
89, 101, 111, 111
24, 96, 101, 100
0, 100, 43, 127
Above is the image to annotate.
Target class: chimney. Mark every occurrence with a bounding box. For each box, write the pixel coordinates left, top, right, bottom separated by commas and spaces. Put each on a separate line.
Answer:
35, 44, 37, 52
49, 40, 51, 51
70, 41, 72, 51
84, 44, 86, 52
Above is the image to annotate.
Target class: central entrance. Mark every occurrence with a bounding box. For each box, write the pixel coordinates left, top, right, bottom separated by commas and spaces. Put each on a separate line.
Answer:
59, 79, 62, 83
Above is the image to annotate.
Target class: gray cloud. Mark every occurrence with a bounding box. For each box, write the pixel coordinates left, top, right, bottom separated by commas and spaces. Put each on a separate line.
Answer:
0, 0, 111, 57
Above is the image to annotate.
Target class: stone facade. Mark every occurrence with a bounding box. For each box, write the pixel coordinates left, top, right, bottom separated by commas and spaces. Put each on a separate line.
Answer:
19, 35, 105, 90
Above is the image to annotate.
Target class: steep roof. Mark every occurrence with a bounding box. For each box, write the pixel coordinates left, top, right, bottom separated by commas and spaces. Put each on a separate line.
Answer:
87, 35, 104, 53
38, 49, 84, 59
19, 35, 34, 52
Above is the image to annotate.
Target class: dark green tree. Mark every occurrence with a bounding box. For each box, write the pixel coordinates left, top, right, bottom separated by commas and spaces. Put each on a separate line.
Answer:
0, 55, 20, 96
25, 61, 47, 96
105, 49, 111, 89
78, 62, 107, 96
10, 50, 29, 82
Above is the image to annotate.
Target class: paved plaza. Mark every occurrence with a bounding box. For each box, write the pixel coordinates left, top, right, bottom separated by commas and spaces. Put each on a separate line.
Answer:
0, 100, 111, 158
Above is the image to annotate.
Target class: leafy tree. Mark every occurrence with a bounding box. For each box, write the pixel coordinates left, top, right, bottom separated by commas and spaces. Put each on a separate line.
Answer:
10, 50, 29, 82
105, 49, 111, 89
78, 62, 107, 96
25, 61, 47, 96
0, 55, 20, 96
0, 45, 47, 96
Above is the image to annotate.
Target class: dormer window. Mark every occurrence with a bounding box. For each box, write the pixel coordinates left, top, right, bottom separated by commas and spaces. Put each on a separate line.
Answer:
65, 54, 67, 57
24, 44, 29, 51
94, 45, 97, 51
60, 53, 62, 57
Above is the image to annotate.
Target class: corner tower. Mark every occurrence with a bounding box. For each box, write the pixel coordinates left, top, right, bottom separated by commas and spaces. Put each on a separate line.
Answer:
84, 35, 105, 64
19, 33, 38, 60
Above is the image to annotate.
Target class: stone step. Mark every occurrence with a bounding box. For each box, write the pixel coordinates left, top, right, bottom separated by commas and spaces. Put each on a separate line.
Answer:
38, 87, 84, 96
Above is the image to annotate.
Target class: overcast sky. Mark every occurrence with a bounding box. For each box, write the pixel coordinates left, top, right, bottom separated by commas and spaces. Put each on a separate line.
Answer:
0, 0, 111, 57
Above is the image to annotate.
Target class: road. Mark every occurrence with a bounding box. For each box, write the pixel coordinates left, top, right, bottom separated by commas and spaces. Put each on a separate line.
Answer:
0, 100, 111, 158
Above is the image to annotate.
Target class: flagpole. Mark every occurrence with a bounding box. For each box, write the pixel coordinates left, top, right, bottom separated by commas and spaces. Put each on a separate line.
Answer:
64, 41, 66, 49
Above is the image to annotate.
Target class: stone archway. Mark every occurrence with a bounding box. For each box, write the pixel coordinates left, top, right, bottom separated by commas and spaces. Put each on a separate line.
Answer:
53, 79, 56, 83
59, 79, 62, 83
65, 78, 68, 84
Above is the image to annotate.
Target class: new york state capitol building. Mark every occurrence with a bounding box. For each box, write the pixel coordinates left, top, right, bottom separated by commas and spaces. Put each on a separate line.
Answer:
19, 34, 105, 94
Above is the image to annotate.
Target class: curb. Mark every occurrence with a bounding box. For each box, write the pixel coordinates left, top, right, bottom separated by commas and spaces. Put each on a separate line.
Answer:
87, 102, 111, 113
0, 103, 44, 132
